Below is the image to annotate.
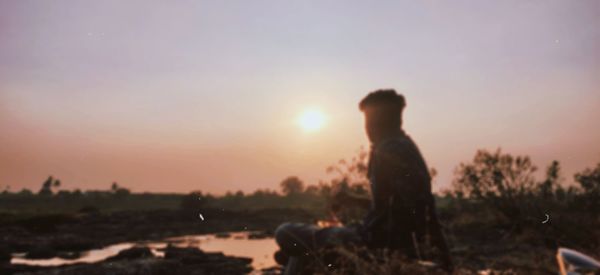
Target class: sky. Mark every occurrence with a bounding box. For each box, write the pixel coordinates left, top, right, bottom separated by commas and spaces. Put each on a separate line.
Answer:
1, 0, 599, 194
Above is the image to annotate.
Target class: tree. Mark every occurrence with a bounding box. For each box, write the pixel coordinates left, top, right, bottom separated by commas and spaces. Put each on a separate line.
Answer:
1, 185, 10, 195
574, 162, 600, 216
453, 149, 537, 199
304, 185, 320, 196
538, 160, 562, 198
326, 147, 370, 189
575, 162, 600, 195
18, 188, 33, 196
39, 176, 55, 196
280, 176, 304, 196
56, 190, 72, 197
111, 182, 130, 197
72, 189, 83, 197
180, 191, 207, 214
452, 149, 538, 219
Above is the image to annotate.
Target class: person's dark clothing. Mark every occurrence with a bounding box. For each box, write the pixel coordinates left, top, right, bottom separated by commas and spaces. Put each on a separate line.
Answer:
362, 130, 430, 250
361, 130, 451, 266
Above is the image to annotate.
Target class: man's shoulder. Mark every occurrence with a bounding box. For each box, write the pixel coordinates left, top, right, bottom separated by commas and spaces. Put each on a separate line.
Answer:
375, 133, 429, 168
375, 135, 414, 156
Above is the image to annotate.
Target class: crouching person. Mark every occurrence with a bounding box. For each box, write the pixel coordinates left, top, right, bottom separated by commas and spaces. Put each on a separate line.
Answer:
274, 90, 453, 274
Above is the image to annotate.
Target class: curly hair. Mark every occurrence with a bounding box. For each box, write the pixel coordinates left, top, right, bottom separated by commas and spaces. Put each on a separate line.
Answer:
359, 89, 405, 111
359, 89, 406, 128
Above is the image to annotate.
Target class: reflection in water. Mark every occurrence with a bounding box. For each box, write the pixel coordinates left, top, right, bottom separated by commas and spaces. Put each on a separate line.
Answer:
11, 232, 277, 270
11, 243, 134, 266
161, 232, 277, 269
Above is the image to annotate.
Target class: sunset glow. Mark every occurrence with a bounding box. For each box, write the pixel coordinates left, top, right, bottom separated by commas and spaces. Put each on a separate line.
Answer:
0, 1, 598, 194
298, 109, 327, 132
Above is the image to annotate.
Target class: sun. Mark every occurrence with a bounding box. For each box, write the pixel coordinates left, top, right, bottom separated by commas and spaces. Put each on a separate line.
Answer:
297, 109, 326, 132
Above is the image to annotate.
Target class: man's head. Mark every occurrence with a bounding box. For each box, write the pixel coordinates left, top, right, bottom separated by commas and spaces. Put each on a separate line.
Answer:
359, 89, 406, 144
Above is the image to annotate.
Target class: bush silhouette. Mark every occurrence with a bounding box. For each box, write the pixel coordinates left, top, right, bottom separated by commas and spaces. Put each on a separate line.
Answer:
279, 176, 304, 196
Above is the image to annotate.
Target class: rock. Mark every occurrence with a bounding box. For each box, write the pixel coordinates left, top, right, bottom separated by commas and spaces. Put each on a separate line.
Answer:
215, 232, 231, 238
248, 231, 271, 239
164, 245, 210, 265
14, 246, 255, 275
50, 235, 94, 251
57, 251, 83, 260
163, 245, 253, 273
261, 266, 283, 275
0, 244, 11, 263
26, 245, 57, 259
106, 246, 153, 261
14, 258, 181, 275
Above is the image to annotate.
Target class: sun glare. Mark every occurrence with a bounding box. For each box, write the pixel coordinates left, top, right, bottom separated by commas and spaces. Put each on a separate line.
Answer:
298, 109, 326, 132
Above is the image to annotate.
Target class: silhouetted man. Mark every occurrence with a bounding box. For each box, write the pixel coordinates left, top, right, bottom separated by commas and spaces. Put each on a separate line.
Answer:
275, 89, 452, 273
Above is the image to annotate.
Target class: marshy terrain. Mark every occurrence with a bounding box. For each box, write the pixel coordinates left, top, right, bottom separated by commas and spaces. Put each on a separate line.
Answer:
1, 149, 599, 274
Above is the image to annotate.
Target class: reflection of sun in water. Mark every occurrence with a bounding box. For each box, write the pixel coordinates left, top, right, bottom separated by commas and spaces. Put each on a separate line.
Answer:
298, 109, 326, 132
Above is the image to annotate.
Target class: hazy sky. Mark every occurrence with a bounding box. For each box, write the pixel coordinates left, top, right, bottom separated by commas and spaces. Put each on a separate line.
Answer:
1, 0, 599, 194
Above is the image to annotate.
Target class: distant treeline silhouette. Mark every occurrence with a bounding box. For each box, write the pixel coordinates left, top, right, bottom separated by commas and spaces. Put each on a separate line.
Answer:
1, 147, 599, 230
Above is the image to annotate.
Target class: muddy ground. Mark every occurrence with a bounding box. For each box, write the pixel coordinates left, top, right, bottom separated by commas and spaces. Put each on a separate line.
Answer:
0, 207, 589, 274
0, 208, 314, 274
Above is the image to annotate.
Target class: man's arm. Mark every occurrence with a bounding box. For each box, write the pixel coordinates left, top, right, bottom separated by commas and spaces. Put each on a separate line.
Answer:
362, 145, 398, 236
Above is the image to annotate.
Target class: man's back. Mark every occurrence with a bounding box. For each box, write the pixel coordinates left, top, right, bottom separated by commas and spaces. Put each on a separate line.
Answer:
363, 131, 431, 249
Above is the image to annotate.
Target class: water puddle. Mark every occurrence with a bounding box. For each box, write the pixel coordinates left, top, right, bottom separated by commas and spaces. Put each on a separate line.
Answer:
11, 231, 277, 270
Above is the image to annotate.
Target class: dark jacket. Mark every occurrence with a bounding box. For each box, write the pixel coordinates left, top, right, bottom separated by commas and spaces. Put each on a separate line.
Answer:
362, 130, 452, 267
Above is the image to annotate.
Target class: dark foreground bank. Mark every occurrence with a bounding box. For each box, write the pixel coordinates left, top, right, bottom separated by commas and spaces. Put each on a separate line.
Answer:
0, 208, 315, 274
